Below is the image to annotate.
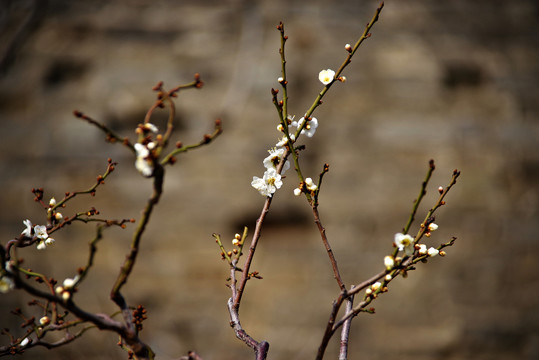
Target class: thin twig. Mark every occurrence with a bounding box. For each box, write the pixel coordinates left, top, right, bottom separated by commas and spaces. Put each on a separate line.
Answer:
312, 206, 346, 291
233, 196, 273, 310
403, 159, 435, 234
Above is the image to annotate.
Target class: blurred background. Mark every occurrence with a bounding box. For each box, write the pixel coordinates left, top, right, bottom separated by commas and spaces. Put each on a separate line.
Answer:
0, 0, 537, 359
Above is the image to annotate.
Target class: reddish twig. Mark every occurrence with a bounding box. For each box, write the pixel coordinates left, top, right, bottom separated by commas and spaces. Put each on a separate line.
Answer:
227, 298, 269, 360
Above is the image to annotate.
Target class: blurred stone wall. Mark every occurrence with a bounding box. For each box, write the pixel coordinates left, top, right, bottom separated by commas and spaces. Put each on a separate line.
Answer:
0, 0, 537, 359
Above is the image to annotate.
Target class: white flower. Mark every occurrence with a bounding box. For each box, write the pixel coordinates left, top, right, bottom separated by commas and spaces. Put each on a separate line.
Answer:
276, 134, 295, 147
143, 123, 158, 133
277, 76, 284, 83
263, 148, 290, 174
293, 188, 302, 196
251, 168, 283, 197
371, 282, 382, 291
36, 241, 47, 250
0, 274, 14, 293
49, 198, 56, 207
418, 244, 428, 255
63, 277, 77, 289
304, 177, 318, 191
134, 143, 154, 177
21, 219, 32, 238
428, 223, 438, 231
34, 225, 48, 240
384, 255, 395, 270
135, 143, 149, 158
297, 117, 319, 138
394, 233, 415, 256
44, 238, 55, 246
319, 69, 335, 85
20, 337, 29, 347
428, 247, 439, 257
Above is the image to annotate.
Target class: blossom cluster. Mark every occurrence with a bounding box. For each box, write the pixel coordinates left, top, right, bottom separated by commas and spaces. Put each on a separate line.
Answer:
134, 123, 159, 177
393, 223, 440, 258
251, 67, 336, 198
22, 219, 55, 250
55, 276, 79, 301
251, 112, 320, 197
366, 224, 443, 298
251, 148, 288, 197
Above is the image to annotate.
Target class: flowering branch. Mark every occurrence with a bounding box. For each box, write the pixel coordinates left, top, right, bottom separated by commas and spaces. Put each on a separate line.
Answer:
1, 78, 220, 359
1, 3, 462, 359
315, 161, 460, 360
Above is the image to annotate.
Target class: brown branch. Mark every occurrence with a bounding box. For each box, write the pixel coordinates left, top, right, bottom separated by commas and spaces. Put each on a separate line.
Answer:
227, 298, 269, 360
73, 111, 134, 151
312, 205, 346, 291
232, 196, 273, 310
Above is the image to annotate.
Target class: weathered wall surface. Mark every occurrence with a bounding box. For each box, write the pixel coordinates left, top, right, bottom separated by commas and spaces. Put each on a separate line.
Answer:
0, 1, 537, 359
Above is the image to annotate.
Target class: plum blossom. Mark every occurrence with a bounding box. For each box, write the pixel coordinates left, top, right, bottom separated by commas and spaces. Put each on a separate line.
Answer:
0, 273, 14, 293
134, 143, 154, 177
428, 247, 440, 257
34, 225, 48, 240
27, 224, 55, 250
394, 233, 415, 256
304, 177, 318, 191
319, 69, 335, 85
21, 219, 32, 238
251, 168, 283, 197
263, 148, 290, 174
276, 133, 295, 147
384, 255, 395, 270
143, 123, 158, 133
296, 117, 318, 138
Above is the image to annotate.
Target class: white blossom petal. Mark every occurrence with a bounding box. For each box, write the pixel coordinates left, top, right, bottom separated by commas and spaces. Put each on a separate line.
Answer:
394, 233, 415, 256
22, 220, 32, 238
319, 69, 335, 85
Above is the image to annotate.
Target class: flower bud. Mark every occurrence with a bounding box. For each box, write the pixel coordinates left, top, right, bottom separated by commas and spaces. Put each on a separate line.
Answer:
384, 255, 394, 270
39, 316, 50, 326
